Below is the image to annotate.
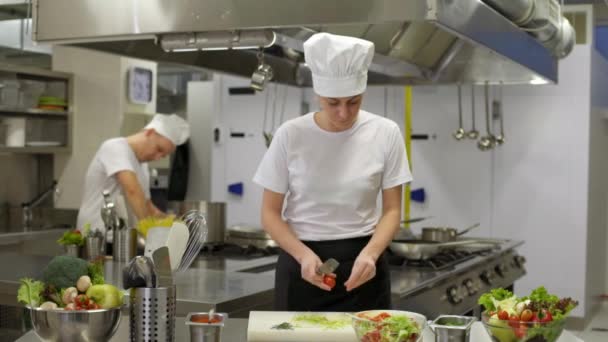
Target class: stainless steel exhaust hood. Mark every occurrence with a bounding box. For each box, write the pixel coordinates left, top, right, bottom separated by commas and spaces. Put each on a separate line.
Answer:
31, 0, 573, 86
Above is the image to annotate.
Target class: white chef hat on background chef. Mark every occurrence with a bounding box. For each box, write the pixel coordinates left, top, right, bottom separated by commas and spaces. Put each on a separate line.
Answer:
145, 114, 190, 145
303, 32, 375, 98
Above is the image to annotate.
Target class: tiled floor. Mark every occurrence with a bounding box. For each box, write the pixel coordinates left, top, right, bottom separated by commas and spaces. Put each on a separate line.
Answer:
572, 303, 608, 342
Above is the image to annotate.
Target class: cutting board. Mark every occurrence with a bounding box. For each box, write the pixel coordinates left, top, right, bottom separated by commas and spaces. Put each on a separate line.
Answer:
247, 311, 357, 342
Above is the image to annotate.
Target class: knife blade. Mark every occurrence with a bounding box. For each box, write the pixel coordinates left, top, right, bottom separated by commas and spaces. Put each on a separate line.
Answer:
316, 258, 340, 275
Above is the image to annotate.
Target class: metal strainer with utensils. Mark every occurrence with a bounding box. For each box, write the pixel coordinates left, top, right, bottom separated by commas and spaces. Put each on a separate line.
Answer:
177, 210, 208, 271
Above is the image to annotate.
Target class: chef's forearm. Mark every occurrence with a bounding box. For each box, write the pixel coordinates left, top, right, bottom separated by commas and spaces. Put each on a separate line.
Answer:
115, 171, 151, 219
262, 211, 314, 264
361, 185, 403, 261
361, 208, 401, 261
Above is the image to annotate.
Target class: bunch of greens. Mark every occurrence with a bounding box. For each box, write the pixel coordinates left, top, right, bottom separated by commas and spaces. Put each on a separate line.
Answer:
57, 230, 85, 247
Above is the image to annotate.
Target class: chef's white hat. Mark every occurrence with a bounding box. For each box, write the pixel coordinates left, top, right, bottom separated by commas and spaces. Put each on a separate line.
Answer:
303, 33, 374, 98
145, 114, 190, 145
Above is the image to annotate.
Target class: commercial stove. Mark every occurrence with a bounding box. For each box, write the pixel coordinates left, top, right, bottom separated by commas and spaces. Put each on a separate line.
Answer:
389, 239, 526, 319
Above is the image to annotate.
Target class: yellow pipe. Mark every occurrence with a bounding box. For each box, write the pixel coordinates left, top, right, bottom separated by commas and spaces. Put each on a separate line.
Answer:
404, 86, 412, 228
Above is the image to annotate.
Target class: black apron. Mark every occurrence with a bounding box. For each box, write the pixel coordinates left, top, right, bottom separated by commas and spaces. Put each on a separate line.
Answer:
274, 236, 391, 311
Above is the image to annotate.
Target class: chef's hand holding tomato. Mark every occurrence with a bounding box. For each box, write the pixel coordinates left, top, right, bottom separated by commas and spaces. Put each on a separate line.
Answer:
300, 251, 336, 291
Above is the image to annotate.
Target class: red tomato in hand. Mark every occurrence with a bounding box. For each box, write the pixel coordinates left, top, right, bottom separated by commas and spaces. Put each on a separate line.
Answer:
323, 275, 336, 289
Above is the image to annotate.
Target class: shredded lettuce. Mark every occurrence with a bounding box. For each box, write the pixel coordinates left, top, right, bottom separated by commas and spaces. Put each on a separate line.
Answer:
292, 313, 350, 330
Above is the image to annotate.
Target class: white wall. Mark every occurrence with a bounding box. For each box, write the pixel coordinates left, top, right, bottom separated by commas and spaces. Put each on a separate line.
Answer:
209, 75, 304, 227
588, 48, 608, 317
492, 46, 592, 318
408, 85, 493, 236
52, 46, 124, 209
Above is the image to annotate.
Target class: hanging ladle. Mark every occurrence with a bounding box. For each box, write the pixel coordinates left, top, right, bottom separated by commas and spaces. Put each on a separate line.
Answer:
467, 84, 479, 139
477, 82, 495, 151
452, 85, 465, 140
494, 82, 505, 145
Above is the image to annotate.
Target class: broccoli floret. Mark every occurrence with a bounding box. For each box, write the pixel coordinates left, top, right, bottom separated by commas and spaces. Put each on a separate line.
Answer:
42, 256, 89, 290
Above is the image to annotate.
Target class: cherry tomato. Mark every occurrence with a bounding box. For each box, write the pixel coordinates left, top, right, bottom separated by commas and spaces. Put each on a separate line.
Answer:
73, 230, 81, 235
497, 310, 509, 320
323, 275, 336, 289
538, 309, 553, 323
371, 312, 391, 322
75, 294, 90, 308
508, 314, 520, 328
520, 309, 534, 322
514, 324, 528, 339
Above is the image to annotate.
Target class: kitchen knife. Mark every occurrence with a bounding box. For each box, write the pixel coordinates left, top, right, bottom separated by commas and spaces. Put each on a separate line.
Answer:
316, 258, 340, 275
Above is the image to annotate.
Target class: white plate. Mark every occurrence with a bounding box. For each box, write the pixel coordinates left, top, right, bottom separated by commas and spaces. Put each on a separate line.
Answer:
26, 141, 62, 147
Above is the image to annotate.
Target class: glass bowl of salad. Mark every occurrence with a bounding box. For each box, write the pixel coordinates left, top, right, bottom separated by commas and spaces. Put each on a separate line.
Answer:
479, 287, 578, 342
351, 310, 426, 342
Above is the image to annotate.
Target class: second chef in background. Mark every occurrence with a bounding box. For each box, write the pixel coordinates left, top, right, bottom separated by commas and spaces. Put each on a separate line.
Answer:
253, 33, 412, 311
76, 114, 190, 232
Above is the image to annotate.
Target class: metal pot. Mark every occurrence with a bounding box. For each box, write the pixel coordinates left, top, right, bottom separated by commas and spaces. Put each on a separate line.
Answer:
421, 223, 480, 242
167, 201, 226, 245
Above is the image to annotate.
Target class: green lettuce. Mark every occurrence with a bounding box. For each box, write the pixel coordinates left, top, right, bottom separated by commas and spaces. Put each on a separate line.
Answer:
478, 288, 514, 312
17, 278, 45, 307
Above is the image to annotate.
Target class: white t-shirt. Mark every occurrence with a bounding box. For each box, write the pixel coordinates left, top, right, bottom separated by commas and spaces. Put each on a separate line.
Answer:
76, 138, 150, 232
253, 110, 412, 241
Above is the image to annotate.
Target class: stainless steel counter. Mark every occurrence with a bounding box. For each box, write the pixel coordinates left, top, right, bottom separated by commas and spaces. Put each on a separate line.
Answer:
0, 229, 65, 246
0, 238, 524, 321
0, 251, 277, 316
16, 317, 584, 342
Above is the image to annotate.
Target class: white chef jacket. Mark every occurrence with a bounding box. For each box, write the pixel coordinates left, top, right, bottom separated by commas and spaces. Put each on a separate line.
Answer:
76, 137, 150, 232
253, 110, 412, 241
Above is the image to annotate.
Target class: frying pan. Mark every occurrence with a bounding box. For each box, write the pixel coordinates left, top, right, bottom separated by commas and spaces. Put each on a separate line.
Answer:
389, 239, 478, 260
421, 223, 480, 242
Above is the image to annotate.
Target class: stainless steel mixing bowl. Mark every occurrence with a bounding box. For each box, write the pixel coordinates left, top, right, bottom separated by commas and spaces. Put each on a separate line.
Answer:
28, 306, 122, 342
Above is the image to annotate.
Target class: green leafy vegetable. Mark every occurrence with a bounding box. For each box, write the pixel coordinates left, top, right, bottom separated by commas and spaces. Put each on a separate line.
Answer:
525, 286, 559, 306
292, 313, 350, 330
478, 288, 514, 312
353, 312, 420, 341
17, 278, 45, 307
87, 260, 105, 285
57, 230, 84, 246
271, 322, 294, 330
42, 255, 89, 289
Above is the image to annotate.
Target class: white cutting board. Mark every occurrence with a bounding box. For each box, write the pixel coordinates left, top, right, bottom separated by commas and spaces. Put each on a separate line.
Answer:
247, 311, 357, 342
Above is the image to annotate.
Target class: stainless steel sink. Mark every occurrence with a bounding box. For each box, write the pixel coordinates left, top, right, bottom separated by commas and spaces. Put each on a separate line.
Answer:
3, 206, 77, 233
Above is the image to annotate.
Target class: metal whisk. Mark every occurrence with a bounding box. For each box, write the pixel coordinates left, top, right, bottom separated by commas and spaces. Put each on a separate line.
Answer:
177, 210, 207, 271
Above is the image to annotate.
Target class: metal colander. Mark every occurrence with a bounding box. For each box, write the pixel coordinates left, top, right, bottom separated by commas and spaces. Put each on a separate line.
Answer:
129, 286, 176, 342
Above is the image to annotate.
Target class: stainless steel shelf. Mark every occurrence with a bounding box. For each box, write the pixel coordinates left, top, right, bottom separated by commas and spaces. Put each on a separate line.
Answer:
0, 146, 70, 154
0, 107, 68, 117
